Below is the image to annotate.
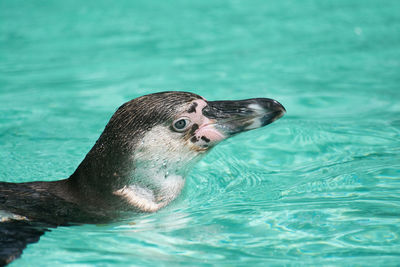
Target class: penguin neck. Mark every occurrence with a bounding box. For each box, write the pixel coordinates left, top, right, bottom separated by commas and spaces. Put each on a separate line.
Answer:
68, 153, 193, 212
66, 130, 137, 207
67, 140, 203, 212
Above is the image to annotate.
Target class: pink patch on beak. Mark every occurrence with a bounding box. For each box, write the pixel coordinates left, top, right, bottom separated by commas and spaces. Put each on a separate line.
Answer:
196, 124, 225, 143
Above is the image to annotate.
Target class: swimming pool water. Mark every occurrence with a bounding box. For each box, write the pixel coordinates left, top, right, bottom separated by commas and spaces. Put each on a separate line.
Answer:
1, 0, 400, 265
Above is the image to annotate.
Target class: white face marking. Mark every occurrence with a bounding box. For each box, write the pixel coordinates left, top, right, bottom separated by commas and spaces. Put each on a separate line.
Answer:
113, 122, 205, 212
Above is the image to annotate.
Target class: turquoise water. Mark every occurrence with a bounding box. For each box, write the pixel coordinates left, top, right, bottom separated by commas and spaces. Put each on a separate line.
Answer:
1, 0, 400, 265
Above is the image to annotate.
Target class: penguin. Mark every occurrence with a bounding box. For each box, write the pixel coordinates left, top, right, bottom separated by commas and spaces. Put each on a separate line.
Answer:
0, 91, 285, 265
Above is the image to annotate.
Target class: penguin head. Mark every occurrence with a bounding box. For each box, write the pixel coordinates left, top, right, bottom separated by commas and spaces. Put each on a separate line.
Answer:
109, 91, 286, 171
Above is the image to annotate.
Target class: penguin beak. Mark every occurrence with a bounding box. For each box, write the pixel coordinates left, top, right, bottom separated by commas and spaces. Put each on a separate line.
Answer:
202, 98, 286, 137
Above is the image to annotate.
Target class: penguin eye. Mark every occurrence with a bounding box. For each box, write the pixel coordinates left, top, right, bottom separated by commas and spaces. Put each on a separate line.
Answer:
172, 118, 191, 132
